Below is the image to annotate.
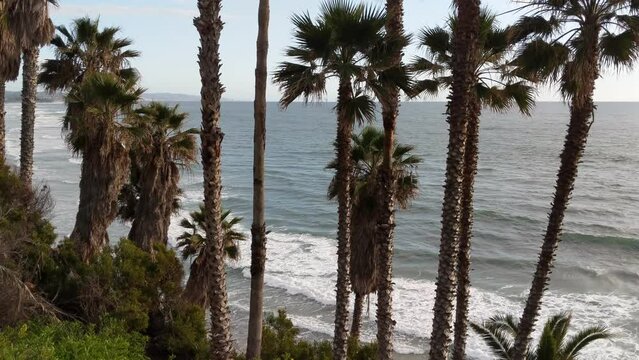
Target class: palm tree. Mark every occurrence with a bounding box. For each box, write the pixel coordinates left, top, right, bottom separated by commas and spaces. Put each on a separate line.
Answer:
246, 0, 270, 358
412, 10, 535, 359
126, 102, 198, 252
508, 2, 639, 357
194, 0, 232, 357
39, 18, 140, 262
0, 2, 21, 161
375, 1, 406, 357
39, 17, 140, 92
472, 312, 610, 359
327, 126, 420, 343
4, 0, 56, 185
427, 1, 481, 359
177, 205, 245, 308
64, 72, 143, 261
273, 2, 388, 357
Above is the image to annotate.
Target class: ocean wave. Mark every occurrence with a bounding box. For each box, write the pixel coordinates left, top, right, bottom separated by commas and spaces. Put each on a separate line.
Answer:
165, 211, 639, 358
563, 232, 639, 250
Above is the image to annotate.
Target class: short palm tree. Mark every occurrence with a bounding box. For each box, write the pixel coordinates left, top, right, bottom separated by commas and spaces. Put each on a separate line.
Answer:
273, 2, 389, 357
327, 126, 420, 343
177, 205, 245, 308
4, 0, 57, 185
39, 18, 140, 262
472, 312, 611, 360
64, 72, 143, 262
412, 9, 535, 359
508, 2, 639, 357
126, 102, 198, 252
427, 1, 481, 359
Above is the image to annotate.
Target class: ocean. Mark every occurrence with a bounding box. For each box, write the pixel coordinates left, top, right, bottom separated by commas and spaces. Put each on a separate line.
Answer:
4, 101, 639, 358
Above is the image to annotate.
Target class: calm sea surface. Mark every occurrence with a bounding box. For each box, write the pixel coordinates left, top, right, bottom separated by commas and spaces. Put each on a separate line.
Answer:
5, 101, 639, 358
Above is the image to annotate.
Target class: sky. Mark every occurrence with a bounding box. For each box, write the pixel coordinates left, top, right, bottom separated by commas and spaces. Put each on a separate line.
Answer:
6, 0, 639, 101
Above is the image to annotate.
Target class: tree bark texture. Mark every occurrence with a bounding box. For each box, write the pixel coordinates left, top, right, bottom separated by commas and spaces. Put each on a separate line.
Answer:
246, 0, 269, 357
428, 1, 480, 359
452, 95, 481, 360
19, 46, 38, 185
194, 0, 233, 358
332, 78, 354, 360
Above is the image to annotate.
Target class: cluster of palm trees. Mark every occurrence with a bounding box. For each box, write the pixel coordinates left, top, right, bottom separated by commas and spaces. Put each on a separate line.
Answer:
1, 0, 637, 359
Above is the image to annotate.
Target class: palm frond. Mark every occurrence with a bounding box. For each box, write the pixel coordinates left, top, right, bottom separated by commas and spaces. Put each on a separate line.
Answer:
470, 321, 515, 359
561, 325, 611, 359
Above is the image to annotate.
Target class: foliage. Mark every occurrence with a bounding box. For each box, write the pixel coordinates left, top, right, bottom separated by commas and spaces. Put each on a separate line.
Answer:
511, 0, 639, 100
0, 319, 148, 360
327, 126, 421, 210
411, 8, 535, 114
471, 312, 611, 359
177, 205, 246, 262
235, 309, 376, 360
37, 239, 208, 359
0, 162, 58, 326
119, 102, 198, 224
273, 0, 410, 115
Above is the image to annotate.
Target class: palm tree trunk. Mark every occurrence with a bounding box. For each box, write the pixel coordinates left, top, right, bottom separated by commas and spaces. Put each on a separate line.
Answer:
333, 78, 354, 360
183, 251, 210, 308
195, 0, 233, 358
19, 46, 38, 185
428, 1, 480, 359
350, 293, 364, 343
246, 0, 269, 358
129, 161, 177, 251
71, 134, 130, 262
376, 1, 404, 358
452, 96, 481, 360
512, 49, 598, 360
0, 81, 6, 161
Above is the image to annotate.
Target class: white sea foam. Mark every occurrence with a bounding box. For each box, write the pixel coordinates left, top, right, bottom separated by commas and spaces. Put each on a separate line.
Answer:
166, 199, 639, 358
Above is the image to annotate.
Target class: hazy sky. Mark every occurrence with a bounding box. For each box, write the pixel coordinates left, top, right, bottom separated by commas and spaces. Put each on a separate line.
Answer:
6, 0, 639, 101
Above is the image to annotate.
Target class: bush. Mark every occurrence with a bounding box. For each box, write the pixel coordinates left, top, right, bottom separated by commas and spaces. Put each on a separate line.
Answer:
0, 319, 148, 359
0, 163, 58, 326
38, 239, 209, 359
238, 309, 375, 360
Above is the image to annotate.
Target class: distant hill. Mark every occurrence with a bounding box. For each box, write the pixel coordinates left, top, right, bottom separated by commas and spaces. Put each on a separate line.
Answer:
5, 91, 63, 103
144, 93, 236, 102
3, 91, 237, 103
143, 93, 201, 102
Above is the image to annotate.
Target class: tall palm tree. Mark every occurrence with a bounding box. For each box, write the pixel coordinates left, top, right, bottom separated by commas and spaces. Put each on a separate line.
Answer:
412, 10, 535, 359
427, 1, 481, 359
126, 102, 198, 252
39, 18, 140, 262
375, 1, 406, 357
247, 0, 270, 358
194, 0, 233, 357
472, 312, 610, 359
327, 126, 420, 343
4, 0, 56, 185
508, 2, 639, 357
177, 206, 245, 308
0, 2, 21, 161
64, 72, 143, 261
273, 2, 388, 357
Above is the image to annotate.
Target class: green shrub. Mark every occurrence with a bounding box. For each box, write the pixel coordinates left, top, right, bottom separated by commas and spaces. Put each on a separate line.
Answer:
242, 309, 375, 360
0, 319, 148, 360
37, 239, 209, 359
